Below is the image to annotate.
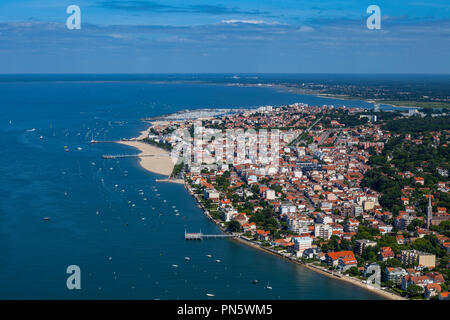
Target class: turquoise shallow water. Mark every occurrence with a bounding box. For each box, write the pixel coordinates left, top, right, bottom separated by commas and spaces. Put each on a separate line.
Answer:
0, 78, 382, 299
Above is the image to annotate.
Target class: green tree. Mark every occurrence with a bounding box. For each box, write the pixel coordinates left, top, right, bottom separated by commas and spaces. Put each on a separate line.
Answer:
407, 284, 423, 298
384, 258, 403, 268
227, 220, 242, 233
346, 266, 361, 277
385, 280, 395, 288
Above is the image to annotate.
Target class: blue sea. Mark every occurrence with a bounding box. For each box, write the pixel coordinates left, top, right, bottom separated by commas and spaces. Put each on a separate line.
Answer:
0, 76, 383, 299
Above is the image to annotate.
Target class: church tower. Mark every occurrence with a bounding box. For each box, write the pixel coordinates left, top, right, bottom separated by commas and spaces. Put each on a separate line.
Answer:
427, 194, 433, 228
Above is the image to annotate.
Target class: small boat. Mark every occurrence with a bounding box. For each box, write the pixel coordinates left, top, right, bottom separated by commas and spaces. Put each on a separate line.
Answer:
206, 293, 215, 297
172, 264, 178, 268
43, 217, 50, 221
184, 257, 191, 261
266, 282, 272, 290
108, 257, 112, 261
251, 280, 259, 284
215, 259, 221, 263
141, 217, 146, 221
175, 213, 180, 216
65, 149, 69, 152
206, 254, 212, 258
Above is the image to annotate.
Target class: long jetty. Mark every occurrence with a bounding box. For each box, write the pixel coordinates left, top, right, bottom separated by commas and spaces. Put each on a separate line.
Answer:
185, 230, 240, 240
91, 138, 137, 144
102, 154, 157, 159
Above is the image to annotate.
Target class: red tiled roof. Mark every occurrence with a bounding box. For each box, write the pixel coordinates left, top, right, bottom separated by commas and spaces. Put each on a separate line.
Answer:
327, 251, 355, 261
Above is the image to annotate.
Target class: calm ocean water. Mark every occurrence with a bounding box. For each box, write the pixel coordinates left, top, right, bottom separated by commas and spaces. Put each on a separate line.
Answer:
0, 78, 382, 299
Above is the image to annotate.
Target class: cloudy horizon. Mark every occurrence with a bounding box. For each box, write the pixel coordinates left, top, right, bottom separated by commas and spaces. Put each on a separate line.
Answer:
0, 0, 449, 74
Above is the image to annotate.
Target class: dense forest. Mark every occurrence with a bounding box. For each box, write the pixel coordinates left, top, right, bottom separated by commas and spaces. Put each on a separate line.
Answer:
383, 115, 450, 133
362, 114, 449, 214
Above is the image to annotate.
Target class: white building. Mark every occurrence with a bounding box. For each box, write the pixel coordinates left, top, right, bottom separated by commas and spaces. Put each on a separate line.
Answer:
204, 189, 220, 201
293, 237, 313, 257
314, 224, 332, 240
315, 213, 333, 224
279, 202, 297, 215
294, 170, 303, 178
266, 189, 276, 200
219, 206, 237, 222
353, 205, 363, 217
287, 216, 310, 234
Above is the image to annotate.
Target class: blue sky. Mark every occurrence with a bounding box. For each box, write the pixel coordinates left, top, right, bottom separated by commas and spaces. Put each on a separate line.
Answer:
0, 0, 449, 73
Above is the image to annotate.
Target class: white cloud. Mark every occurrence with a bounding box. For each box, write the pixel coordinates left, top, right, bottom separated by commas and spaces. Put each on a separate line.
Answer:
297, 26, 315, 32
220, 19, 280, 25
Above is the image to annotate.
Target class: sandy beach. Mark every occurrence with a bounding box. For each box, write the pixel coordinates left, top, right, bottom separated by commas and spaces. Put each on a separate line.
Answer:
117, 127, 174, 177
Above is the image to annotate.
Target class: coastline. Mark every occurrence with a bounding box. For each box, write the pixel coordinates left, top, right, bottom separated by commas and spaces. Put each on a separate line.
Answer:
183, 184, 406, 301
232, 235, 405, 300
116, 127, 175, 177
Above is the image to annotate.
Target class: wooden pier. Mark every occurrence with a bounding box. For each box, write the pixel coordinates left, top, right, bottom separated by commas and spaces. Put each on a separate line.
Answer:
91, 138, 136, 144
185, 230, 239, 240
102, 154, 156, 159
